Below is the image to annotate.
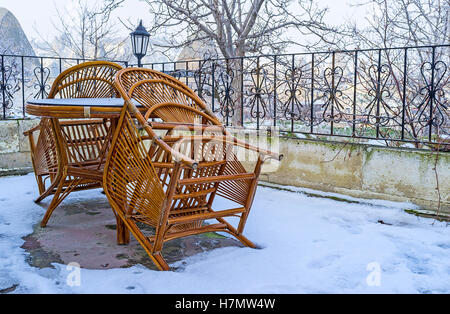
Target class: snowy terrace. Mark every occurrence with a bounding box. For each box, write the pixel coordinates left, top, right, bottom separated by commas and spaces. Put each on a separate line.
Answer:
0, 173, 449, 294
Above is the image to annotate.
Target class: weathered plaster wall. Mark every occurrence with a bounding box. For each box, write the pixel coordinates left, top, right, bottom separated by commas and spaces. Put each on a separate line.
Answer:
254, 137, 449, 213
0, 119, 39, 175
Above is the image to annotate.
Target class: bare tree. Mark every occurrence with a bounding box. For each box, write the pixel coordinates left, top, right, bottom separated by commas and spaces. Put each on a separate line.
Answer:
142, 0, 343, 59
135, 0, 344, 125
349, 0, 449, 48
346, 0, 449, 148
34, 0, 129, 61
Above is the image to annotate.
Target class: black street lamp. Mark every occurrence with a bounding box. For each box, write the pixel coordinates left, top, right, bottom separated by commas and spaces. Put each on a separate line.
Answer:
130, 20, 150, 67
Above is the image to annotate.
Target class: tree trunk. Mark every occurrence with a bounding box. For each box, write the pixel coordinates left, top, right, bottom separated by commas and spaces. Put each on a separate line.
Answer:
230, 51, 245, 127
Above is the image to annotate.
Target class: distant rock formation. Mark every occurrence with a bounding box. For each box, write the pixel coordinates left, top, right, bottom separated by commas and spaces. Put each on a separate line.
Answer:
0, 7, 35, 56
176, 32, 218, 62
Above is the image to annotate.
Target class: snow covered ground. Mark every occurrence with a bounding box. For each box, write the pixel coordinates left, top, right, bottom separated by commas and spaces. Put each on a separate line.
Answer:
0, 173, 449, 294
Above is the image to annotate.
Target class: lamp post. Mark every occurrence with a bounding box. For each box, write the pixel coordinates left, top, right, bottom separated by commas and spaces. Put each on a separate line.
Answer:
130, 20, 150, 67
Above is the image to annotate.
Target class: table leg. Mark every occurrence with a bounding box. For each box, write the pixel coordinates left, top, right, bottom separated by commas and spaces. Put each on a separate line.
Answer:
105, 117, 131, 245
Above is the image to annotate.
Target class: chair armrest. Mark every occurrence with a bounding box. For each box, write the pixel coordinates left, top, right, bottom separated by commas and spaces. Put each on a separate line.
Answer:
225, 134, 283, 161
23, 124, 41, 136
169, 134, 283, 161
148, 122, 282, 161
220, 129, 283, 160
142, 124, 199, 169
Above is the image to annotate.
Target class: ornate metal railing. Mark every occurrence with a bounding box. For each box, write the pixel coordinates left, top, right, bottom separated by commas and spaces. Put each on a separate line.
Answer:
2, 45, 448, 149
142, 44, 449, 149
0, 54, 128, 119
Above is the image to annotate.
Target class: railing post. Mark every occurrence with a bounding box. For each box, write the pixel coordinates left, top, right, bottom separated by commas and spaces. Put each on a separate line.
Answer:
310, 53, 315, 133
401, 48, 408, 140
21, 56, 25, 117
211, 62, 215, 113
39, 57, 45, 99
330, 51, 336, 136
185, 61, 189, 86
240, 57, 244, 127
225, 59, 229, 127
273, 55, 277, 127
429, 46, 436, 142
352, 50, 358, 136
291, 54, 295, 133
197, 60, 202, 99
375, 49, 382, 138
1, 55, 5, 119
256, 56, 260, 131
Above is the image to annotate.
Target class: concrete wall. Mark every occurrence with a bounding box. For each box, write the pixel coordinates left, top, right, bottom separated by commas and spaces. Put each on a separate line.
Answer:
0, 120, 448, 213
0, 119, 39, 175
256, 137, 449, 213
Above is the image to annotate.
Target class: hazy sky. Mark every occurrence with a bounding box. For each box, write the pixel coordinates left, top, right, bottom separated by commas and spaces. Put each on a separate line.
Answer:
1, 0, 368, 53
0, 0, 152, 39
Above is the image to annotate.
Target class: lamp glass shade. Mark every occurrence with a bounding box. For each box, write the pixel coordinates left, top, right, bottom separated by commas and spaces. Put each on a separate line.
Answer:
130, 20, 150, 58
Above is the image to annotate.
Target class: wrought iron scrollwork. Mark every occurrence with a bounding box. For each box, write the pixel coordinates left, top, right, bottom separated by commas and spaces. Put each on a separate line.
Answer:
168, 69, 183, 81
216, 70, 235, 118
319, 65, 351, 123
0, 60, 20, 114
282, 67, 304, 121
364, 63, 396, 126
2, 45, 448, 148
246, 67, 270, 119
33, 64, 51, 99
193, 66, 212, 101
413, 60, 448, 129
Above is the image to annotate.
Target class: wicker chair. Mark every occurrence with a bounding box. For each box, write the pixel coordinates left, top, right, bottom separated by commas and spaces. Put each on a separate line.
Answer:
24, 61, 123, 228
115, 68, 269, 208
110, 67, 219, 120
102, 69, 282, 270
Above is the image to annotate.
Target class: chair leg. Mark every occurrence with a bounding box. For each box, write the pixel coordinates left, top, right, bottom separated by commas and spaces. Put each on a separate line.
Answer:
34, 177, 59, 203
40, 180, 65, 227
27, 129, 47, 197
40, 176, 81, 228
35, 174, 47, 196
233, 212, 258, 249
216, 217, 257, 248
234, 156, 263, 245
230, 230, 257, 248
115, 215, 130, 245
133, 232, 170, 271
112, 210, 171, 271
152, 252, 170, 271
151, 228, 171, 271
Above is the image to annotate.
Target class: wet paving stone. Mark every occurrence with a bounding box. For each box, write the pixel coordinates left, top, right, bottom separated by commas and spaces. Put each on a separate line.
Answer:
21, 193, 244, 270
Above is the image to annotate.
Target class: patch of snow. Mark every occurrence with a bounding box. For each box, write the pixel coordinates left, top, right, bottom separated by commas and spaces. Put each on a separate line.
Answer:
294, 133, 307, 139
0, 173, 449, 293
365, 139, 386, 146
258, 181, 420, 210
401, 143, 418, 149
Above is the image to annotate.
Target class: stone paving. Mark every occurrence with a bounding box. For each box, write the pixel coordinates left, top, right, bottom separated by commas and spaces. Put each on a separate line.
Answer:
21, 190, 244, 271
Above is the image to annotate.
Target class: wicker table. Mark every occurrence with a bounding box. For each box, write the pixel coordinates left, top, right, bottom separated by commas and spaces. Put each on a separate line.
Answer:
25, 98, 136, 118
24, 98, 143, 237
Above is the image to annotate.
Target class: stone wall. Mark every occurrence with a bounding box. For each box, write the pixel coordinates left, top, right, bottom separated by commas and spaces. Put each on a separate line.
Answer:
0, 120, 448, 213
0, 119, 39, 175
255, 137, 449, 213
